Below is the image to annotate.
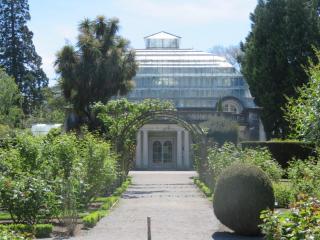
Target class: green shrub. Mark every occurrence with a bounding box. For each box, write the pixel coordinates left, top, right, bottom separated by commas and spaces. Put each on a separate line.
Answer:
273, 182, 294, 208
260, 196, 320, 239
194, 178, 213, 198
6, 224, 33, 234
213, 163, 275, 236
0, 175, 55, 225
287, 158, 320, 198
79, 133, 118, 207
82, 211, 105, 228
100, 196, 119, 210
241, 141, 315, 168
201, 116, 239, 145
34, 224, 53, 238
0, 228, 30, 240
207, 142, 283, 186
0, 131, 121, 229
113, 178, 131, 196
0, 224, 53, 239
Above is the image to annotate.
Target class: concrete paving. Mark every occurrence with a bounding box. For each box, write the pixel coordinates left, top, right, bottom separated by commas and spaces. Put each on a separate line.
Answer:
71, 171, 262, 240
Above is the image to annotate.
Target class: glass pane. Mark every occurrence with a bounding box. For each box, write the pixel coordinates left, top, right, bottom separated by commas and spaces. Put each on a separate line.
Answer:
163, 141, 173, 163
152, 141, 162, 163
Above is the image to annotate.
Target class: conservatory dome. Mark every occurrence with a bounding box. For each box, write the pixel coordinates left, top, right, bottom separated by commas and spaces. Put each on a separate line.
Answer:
126, 32, 264, 171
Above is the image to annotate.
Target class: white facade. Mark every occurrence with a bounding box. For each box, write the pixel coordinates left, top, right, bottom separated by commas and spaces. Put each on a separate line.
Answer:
135, 124, 191, 170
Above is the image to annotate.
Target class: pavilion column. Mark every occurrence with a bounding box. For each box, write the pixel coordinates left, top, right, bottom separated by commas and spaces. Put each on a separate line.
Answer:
177, 130, 182, 169
184, 130, 190, 169
135, 130, 142, 168
142, 130, 149, 168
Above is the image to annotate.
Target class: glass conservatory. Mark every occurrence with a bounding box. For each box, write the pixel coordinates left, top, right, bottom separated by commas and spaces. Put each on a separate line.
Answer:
127, 32, 264, 170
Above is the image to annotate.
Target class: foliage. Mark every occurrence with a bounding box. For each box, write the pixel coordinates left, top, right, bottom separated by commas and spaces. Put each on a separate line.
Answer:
26, 85, 66, 125
82, 211, 105, 228
81, 177, 131, 228
0, 175, 55, 225
0, 131, 120, 226
273, 182, 295, 208
285, 50, 320, 145
55, 16, 137, 125
0, 228, 30, 240
214, 163, 275, 236
15, 133, 42, 172
79, 132, 118, 207
193, 178, 213, 199
100, 196, 119, 210
34, 224, 53, 238
0, 224, 53, 239
240, 0, 320, 138
0, 0, 48, 113
260, 196, 320, 239
94, 98, 175, 173
201, 116, 239, 145
0, 69, 23, 127
287, 158, 320, 199
207, 142, 283, 185
241, 141, 315, 168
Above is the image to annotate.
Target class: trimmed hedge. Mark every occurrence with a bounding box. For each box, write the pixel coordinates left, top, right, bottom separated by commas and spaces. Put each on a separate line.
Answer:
83, 211, 105, 228
193, 178, 213, 198
82, 177, 131, 228
100, 196, 119, 210
241, 141, 315, 168
213, 163, 274, 236
34, 224, 53, 238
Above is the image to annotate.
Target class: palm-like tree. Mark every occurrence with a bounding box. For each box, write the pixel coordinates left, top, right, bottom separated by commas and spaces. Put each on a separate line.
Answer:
55, 16, 137, 126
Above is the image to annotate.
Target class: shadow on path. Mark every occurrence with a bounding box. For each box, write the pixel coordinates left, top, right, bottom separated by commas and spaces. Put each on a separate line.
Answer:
212, 232, 263, 240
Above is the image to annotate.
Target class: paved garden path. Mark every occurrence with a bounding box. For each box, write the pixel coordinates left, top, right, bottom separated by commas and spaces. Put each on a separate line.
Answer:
72, 171, 262, 240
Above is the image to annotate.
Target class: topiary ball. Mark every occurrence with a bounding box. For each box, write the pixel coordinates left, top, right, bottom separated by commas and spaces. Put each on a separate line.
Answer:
213, 163, 275, 236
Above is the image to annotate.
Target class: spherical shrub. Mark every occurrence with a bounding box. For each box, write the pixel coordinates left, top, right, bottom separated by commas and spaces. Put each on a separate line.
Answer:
213, 163, 275, 236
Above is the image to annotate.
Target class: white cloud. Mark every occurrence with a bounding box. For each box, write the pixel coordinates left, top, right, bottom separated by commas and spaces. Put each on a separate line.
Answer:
116, 0, 256, 24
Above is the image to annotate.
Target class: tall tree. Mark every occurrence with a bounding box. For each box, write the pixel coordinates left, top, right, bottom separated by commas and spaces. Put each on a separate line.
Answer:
55, 16, 137, 127
0, 68, 23, 128
240, 0, 320, 139
0, 0, 48, 114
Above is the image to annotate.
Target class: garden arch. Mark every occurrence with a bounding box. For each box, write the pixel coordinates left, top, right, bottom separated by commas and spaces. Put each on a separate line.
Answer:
116, 110, 209, 176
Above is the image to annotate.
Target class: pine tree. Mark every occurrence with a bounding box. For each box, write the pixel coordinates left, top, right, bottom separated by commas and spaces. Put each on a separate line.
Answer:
0, 0, 48, 114
240, 0, 320, 139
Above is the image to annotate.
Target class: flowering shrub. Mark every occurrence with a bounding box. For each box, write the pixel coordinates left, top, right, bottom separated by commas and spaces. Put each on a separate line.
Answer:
207, 142, 283, 185
287, 158, 320, 199
0, 131, 119, 225
273, 182, 294, 208
260, 196, 320, 239
0, 228, 30, 240
0, 175, 55, 225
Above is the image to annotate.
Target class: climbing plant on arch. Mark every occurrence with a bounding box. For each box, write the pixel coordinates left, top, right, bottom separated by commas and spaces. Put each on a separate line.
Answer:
93, 99, 208, 177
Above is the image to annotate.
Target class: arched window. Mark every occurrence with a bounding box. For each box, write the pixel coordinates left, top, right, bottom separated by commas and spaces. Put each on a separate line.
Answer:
163, 141, 173, 163
222, 99, 243, 114
152, 141, 162, 163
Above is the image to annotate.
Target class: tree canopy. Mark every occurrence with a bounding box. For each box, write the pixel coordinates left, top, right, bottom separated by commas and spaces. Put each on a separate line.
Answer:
240, 0, 320, 139
0, 0, 48, 113
55, 16, 137, 125
285, 50, 320, 145
0, 68, 23, 128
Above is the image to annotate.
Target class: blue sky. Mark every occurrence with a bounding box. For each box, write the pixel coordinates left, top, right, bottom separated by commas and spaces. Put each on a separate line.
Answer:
28, 0, 257, 85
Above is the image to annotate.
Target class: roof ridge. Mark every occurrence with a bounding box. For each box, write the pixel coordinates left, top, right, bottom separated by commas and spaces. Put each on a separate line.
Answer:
144, 31, 181, 39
